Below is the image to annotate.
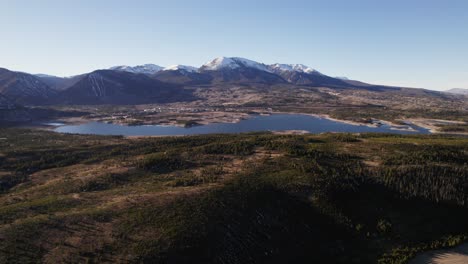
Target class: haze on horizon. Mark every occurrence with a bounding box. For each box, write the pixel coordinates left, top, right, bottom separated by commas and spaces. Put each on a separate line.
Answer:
1, 0, 467, 91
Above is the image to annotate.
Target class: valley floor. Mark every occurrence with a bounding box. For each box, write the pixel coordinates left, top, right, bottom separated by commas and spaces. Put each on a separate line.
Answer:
0, 129, 467, 263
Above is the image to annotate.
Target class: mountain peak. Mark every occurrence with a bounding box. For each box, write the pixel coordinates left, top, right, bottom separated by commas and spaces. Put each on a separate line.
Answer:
163, 65, 198, 73
110, 64, 163, 75
201, 57, 271, 72
201, 57, 240, 71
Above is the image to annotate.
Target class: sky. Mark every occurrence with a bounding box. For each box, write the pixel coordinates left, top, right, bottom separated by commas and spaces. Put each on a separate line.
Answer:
1, 0, 467, 91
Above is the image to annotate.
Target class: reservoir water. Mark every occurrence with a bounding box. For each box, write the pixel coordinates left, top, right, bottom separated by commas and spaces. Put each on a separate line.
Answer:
55, 114, 430, 136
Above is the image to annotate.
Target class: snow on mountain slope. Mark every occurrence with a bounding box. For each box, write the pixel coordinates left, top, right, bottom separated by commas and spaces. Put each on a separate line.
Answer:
110, 64, 163, 75
163, 65, 198, 73
265, 63, 351, 86
445, 88, 468, 95
269, 63, 321, 74
201, 57, 272, 72
35, 74, 58, 78
335, 76, 350, 80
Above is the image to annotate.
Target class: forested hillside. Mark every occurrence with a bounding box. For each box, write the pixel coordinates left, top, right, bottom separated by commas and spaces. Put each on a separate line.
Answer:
0, 130, 467, 263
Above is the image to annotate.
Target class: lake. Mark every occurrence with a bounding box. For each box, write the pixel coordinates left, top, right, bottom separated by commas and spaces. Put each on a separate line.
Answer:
54, 114, 430, 136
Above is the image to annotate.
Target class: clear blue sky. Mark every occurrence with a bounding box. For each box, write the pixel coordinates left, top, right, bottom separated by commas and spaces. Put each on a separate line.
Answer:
1, 0, 467, 90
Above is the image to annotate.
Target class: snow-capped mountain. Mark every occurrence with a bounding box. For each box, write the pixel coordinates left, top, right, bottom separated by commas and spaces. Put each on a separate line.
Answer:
163, 65, 198, 73
154, 65, 212, 85
198, 57, 287, 84
261, 62, 348, 86
110, 64, 163, 75
200, 58, 325, 76
269, 64, 321, 75
201, 57, 272, 73
197, 57, 348, 86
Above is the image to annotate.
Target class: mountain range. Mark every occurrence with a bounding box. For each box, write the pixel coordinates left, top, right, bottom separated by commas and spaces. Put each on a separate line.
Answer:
51, 70, 195, 105
0, 57, 461, 106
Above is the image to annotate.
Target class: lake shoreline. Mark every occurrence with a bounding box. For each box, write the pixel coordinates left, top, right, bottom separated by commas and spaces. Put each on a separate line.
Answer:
51, 114, 431, 136
37, 111, 468, 136
42, 112, 417, 131
409, 243, 468, 264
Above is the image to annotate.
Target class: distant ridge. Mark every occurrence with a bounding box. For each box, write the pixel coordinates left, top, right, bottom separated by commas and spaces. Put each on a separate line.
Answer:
445, 88, 468, 95
0, 68, 57, 105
